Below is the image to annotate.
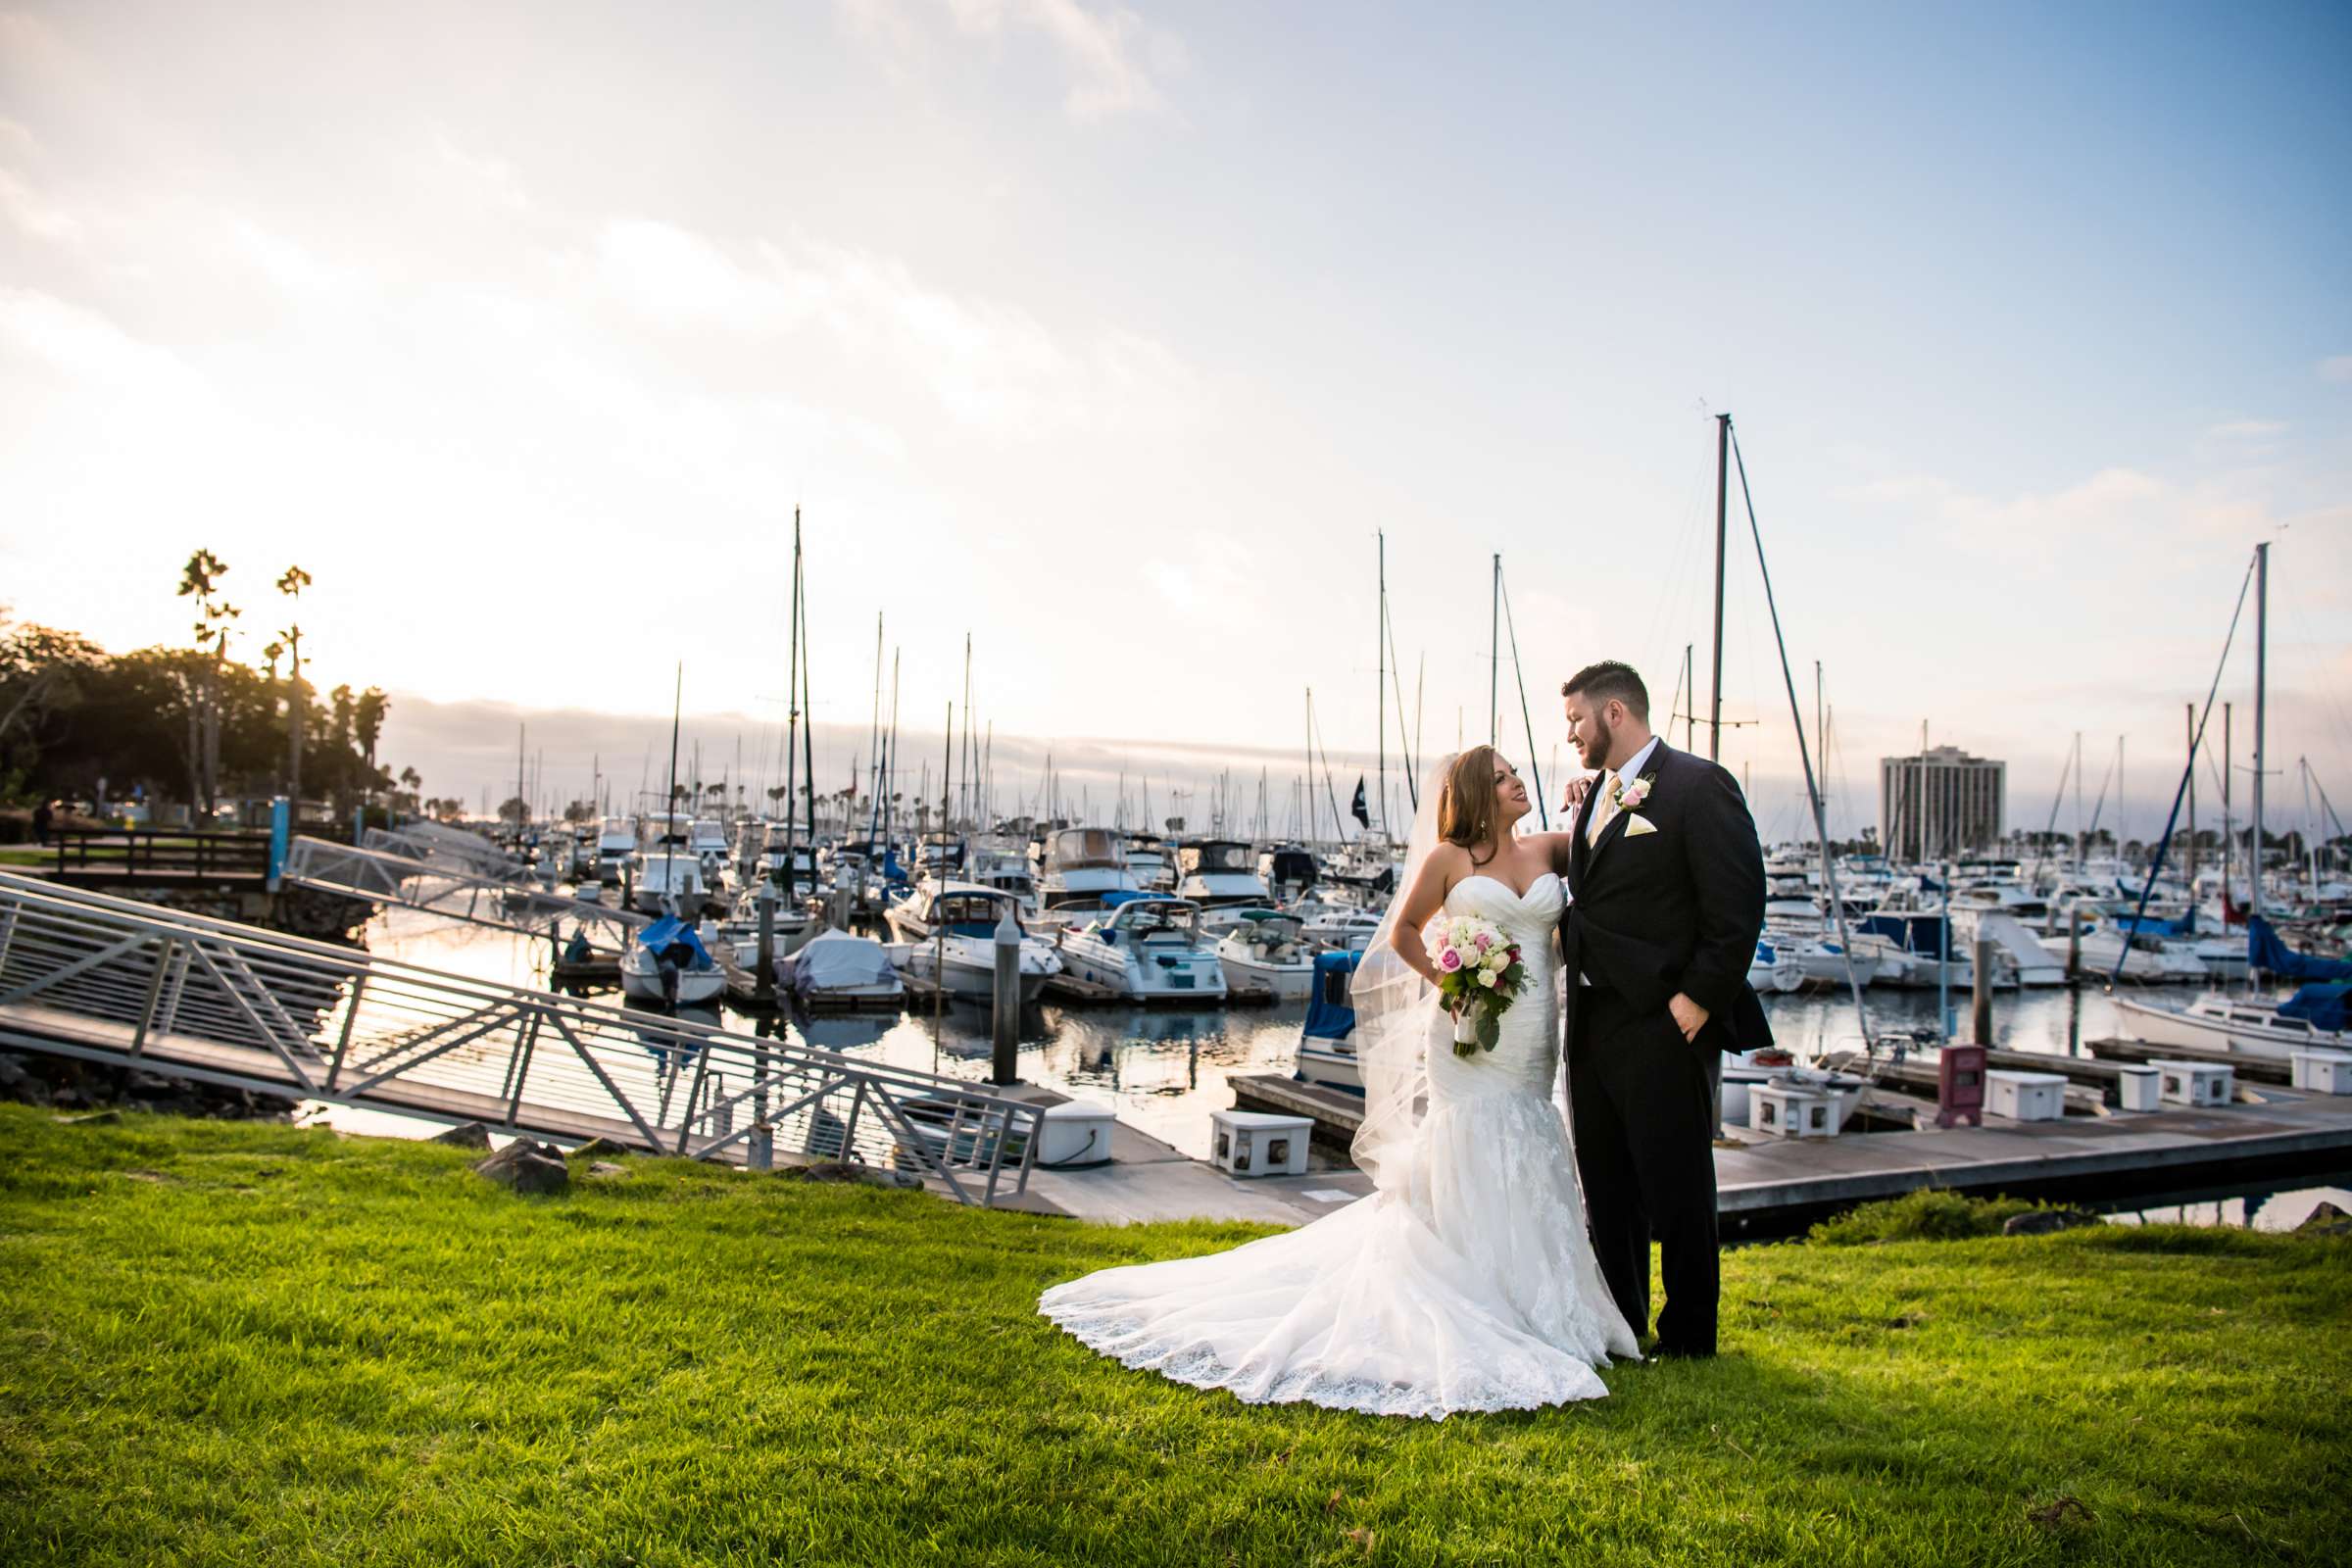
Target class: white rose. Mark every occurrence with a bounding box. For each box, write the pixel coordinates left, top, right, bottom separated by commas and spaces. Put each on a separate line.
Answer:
1478, 968, 1497, 987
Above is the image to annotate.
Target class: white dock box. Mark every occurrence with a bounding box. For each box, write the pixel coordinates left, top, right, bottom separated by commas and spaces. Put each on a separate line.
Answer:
1037, 1102, 1115, 1168
2290, 1050, 2352, 1096
2151, 1059, 2233, 1107
2113, 1063, 2163, 1112
1985, 1069, 2067, 1123
1209, 1109, 1312, 1177
1749, 1082, 1836, 1139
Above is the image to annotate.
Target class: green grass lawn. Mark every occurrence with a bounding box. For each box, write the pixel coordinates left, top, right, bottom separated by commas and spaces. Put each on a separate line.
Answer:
1, 1105, 2345, 1567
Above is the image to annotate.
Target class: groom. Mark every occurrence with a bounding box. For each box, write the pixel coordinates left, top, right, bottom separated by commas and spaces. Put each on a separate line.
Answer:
1559, 661, 1768, 1359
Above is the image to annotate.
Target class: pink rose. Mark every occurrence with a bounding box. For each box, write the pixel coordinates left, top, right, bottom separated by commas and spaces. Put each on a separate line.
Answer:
1439, 949, 1462, 972
1475, 932, 1494, 953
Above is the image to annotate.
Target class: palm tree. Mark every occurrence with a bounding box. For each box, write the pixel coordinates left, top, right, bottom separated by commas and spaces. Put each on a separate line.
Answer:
276, 565, 312, 802
176, 550, 238, 815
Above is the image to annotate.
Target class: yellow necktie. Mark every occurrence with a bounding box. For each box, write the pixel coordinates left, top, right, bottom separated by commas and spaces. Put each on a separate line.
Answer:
1587, 774, 1623, 847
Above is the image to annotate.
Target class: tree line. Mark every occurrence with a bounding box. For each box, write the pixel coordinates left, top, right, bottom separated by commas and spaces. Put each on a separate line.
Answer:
0, 552, 442, 824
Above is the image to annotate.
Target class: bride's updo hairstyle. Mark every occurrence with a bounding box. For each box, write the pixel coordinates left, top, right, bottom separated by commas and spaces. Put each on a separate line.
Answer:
1437, 745, 1503, 865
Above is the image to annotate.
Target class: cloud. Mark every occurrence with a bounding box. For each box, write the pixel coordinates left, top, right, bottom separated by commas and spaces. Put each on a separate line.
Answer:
591, 216, 1198, 439
1837, 466, 2164, 569
0, 287, 203, 398
0, 166, 78, 241
842, 0, 1182, 122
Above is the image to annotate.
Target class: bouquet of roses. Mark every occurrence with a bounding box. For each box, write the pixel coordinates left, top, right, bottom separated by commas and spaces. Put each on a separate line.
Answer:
1424, 914, 1531, 1055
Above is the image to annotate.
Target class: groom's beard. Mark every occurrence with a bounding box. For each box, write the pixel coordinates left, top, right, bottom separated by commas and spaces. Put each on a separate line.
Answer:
1579, 714, 1613, 770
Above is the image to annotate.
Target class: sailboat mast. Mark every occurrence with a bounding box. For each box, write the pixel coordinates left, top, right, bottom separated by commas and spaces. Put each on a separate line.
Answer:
798, 537, 815, 855
1377, 530, 1387, 837
2252, 541, 2268, 921
662, 664, 681, 894
1710, 413, 1730, 761
1489, 554, 1500, 746
2184, 704, 2197, 892
1304, 688, 1315, 850
781, 509, 802, 896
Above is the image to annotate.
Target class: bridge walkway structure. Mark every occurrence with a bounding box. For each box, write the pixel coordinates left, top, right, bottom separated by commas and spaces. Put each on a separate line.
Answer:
279, 834, 652, 956
0, 871, 1038, 1205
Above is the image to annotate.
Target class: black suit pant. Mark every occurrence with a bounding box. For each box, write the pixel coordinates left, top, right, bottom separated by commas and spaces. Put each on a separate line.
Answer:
1568, 984, 1719, 1354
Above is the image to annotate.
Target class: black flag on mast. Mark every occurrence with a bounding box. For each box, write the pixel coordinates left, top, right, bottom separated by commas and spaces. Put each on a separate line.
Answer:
1350, 776, 1370, 829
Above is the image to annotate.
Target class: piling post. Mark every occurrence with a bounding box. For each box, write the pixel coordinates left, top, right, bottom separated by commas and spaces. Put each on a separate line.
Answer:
755, 884, 777, 1004
991, 902, 1020, 1085
2066, 906, 2082, 982
1971, 937, 1994, 1046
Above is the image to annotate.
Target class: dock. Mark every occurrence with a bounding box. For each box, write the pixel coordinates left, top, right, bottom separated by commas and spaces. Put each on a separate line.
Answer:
1045, 1064, 2352, 1238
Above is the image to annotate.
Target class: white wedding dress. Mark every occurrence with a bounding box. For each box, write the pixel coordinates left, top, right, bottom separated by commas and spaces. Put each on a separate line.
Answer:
1037, 870, 1638, 1419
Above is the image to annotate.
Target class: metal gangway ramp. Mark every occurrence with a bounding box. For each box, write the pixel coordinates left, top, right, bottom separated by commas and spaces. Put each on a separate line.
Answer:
280, 835, 651, 955
0, 873, 1039, 1205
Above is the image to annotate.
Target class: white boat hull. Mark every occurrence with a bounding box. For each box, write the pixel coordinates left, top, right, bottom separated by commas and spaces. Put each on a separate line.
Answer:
2111, 994, 2332, 1063
1296, 1040, 1361, 1091
1219, 951, 1314, 1001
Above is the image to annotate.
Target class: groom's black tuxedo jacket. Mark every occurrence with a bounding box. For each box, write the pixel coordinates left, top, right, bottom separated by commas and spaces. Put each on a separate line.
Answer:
1562, 739, 1773, 1054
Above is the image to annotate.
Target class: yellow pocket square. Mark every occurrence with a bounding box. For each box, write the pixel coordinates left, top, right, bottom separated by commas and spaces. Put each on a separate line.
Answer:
1624, 814, 1658, 837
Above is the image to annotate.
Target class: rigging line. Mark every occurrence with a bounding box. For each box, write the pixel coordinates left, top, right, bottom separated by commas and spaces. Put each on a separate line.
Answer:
1385, 591, 1418, 809
1307, 693, 1349, 845
2106, 549, 2258, 985
1495, 566, 1549, 831
2030, 737, 2077, 883
1728, 427, 1872, 1049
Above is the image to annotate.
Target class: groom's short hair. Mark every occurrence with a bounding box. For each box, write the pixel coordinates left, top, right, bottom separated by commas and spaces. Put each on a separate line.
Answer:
1562, 661, 1649, 721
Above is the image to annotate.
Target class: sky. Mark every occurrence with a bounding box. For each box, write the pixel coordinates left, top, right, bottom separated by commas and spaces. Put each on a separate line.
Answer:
2, 1, 2348, 844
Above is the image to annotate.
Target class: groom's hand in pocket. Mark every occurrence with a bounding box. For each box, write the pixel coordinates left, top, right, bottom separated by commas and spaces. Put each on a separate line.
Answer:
1667, 992, 1710, 1043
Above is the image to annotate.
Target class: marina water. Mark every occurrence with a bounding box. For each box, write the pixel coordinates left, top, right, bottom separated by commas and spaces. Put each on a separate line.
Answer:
338, 908, 2348, 1230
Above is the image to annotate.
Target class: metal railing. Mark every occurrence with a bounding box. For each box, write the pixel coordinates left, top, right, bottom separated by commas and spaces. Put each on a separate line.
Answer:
48, 828, 271, 885
0, 872, 1039, 1204
280, 835, 649, 954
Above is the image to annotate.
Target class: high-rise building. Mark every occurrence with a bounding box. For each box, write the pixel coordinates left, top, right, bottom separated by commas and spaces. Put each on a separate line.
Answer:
1880, 746, 2005, 860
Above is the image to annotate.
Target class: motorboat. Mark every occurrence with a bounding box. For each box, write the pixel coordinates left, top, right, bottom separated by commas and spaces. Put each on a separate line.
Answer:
1298, 903, 1385, 955
688, 819, 733, 894
1121, 833, 1176, 892
779, 930, 906, 1011
710, 883, 824, 961
619, 914, 726, 1008
1175, 839, 1272, 907
1294, 949, 1362, 1091
1748, 940, 1804, 994
910, 833, 967, 884
629, 847, 709, 916
1214, 909, 1315, 1001
1258, 845, 1319, 904
885, 882, 1064, 1004
592, 815, 638, 883
2070, 918, 2210, 984
963, 844, 1042, 916
1037, 827, 1143, 910
1054, 892, 1229, 1002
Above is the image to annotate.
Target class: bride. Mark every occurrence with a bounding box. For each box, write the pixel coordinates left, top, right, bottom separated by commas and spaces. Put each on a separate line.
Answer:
1038, 747, 1638, 1419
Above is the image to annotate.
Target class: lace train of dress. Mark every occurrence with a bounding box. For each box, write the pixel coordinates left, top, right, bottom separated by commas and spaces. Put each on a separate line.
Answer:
1037, 872, 1638, 1419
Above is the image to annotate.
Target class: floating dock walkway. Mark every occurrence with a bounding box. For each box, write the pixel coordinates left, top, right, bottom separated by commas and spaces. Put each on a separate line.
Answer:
0, 872, 1039, 1205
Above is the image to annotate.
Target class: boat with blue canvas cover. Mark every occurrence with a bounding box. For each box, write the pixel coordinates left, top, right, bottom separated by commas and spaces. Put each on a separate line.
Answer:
620, 913, 725, 1007
2113, 918, 2351, 1060
1294, 950, 1362, 1091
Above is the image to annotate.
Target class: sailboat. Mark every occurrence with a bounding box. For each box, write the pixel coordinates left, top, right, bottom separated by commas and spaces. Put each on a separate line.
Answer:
2111, 543, 2351, 1061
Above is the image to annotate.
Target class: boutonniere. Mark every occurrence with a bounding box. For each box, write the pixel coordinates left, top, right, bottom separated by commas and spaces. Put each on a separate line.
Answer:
1618, 772, 1658, 810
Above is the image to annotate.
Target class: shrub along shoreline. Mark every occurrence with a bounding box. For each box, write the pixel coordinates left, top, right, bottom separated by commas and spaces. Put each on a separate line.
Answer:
1, 1105, 2346, 1566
